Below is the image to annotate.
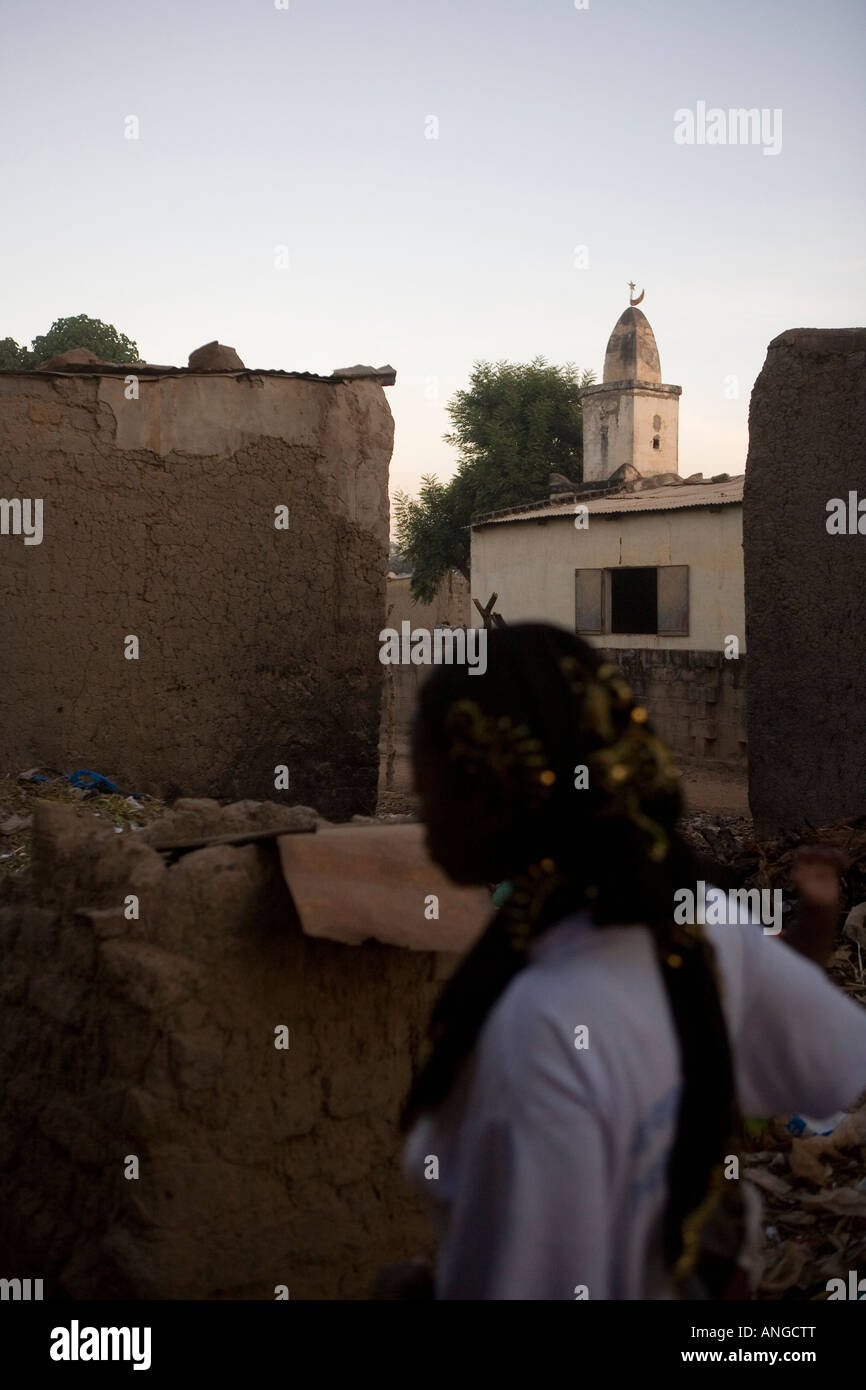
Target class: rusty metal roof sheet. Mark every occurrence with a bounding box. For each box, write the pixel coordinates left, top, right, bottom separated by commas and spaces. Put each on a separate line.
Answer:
1, 364, 397, 385
472, 476, 744, 528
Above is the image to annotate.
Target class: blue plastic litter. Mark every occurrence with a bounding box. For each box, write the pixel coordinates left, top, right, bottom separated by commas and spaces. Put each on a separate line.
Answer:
19, 766, 142, 798
785, 1110, 845, 1138
68, 770, 123, 794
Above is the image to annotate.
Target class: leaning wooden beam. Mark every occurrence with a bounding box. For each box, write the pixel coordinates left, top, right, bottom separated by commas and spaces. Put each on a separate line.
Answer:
473, 592, 507, 629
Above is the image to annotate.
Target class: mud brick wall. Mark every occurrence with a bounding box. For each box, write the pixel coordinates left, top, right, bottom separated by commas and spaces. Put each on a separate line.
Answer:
0, 368, 393, 819
598, 648, 747, 765
0, 801, 443, 1299
744, 328, 866, 835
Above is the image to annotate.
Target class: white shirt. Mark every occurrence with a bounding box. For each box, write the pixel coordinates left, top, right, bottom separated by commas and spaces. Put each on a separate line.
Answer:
403, 911, 866, 1300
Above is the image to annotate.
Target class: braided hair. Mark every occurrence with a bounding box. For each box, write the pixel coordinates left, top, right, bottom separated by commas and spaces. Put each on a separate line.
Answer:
402, 623, 742, 1290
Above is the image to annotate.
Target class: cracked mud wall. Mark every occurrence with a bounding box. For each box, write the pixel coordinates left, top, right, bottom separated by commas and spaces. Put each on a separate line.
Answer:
0, 370, 393, 818
744, 328, 866, 835
0, 801, 442, 1299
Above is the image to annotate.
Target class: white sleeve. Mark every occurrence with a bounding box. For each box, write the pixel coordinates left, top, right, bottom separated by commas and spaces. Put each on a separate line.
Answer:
435, 1018, 612, 1300
732, 924, 866, 1118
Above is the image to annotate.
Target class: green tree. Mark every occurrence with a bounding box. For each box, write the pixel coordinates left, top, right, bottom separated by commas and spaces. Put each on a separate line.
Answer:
393, 475, 468, 602
394, 357, 595, 600
0, 337, 27, 368
22, 315, 139, 367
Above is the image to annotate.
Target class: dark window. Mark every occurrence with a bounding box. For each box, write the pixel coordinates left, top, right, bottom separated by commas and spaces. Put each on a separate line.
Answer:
610, 567, 657, 634
576, 566, 689, 637
652, 436, 660, 450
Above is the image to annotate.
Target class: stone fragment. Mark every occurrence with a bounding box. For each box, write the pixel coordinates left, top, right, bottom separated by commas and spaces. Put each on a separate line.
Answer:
187, 341, 245, 371
332, 363, 397, 385
35, 348, 104, 371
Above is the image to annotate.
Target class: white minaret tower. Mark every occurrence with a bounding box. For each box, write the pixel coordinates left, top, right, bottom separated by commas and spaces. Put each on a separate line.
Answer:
579, 287, 681, 482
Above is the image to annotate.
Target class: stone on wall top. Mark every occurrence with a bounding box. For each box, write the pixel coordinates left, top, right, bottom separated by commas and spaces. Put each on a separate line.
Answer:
332, 363, 397, 385
34, 347, 114, 371
3, 350, 397, 385
187, 341, 246, 371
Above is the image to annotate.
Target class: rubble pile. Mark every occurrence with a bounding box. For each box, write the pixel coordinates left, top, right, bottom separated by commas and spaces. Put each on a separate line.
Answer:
682, 809, 866, 1297
683, 810, 866, 905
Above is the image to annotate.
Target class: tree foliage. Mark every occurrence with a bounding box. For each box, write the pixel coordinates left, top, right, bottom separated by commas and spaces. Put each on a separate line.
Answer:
0, 337, 26, 368
0, 316, 139, 369
393, 475, 469, 603
394, 357, 595, 601
26, 315, 139, 367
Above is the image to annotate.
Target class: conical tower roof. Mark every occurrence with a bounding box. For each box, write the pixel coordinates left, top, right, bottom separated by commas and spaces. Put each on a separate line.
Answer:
603, 307, 662, 384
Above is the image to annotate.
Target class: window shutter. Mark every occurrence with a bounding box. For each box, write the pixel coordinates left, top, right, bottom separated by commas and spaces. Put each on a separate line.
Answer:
575, 569, 604, 634
657, 565, 689, 635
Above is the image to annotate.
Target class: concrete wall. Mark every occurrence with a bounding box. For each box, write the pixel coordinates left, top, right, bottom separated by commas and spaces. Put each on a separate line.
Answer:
0, 799, 444, 1299
385, 570, 470, 632
599, 648, 747, 764
470, 504, 745, 652
580, 383, 680, 481
0, 368, 393, 819
745, 327, 866, 834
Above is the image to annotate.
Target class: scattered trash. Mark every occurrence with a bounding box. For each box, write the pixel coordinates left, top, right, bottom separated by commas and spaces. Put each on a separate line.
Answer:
786, 1111, 846, 1139
68, 770, 123, 794
760, 1241, 810, 1296
843, 900, 866, 949
18, 767, 134, 797
746, 1097, 866, 1297
0, 773, 166, 880
788, 1138, 829, 1185
744, 1116, 769, 1137
682, 811, 866, 914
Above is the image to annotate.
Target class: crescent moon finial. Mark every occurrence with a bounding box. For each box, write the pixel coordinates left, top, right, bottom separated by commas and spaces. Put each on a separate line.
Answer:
628, 281, 645, 307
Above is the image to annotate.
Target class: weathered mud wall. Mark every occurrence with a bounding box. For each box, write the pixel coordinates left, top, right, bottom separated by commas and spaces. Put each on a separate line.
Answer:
744, 329, 866, 835
0, 367, 393, 818
0, 800, 444, 1299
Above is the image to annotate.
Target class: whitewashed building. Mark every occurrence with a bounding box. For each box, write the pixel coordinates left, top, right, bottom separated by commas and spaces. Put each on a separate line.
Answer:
470, 299, 746, 764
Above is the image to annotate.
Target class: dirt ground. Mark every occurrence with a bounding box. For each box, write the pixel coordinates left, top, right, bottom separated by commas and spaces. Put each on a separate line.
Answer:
674, 754, 749, 817
378, 742, 750, 820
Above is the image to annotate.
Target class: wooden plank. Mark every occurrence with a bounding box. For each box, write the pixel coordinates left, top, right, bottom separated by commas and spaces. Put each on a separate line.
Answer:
151, 824, 315, 863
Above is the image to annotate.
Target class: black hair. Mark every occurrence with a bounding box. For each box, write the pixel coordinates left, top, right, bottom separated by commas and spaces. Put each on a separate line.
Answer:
402, 622, 741, 1286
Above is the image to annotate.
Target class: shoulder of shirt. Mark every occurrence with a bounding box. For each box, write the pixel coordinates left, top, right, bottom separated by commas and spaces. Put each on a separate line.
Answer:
470, 933, 616, 1112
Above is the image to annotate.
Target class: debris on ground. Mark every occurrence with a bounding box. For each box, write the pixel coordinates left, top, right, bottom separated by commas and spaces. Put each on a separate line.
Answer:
680, 808, 866, 1297
744, 1099, 866, 1299
0, 773, 167, 878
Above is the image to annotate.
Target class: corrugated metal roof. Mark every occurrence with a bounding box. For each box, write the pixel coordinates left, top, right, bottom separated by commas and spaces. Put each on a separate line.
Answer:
1, 364, 397, 385
472, 476, 744, 527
